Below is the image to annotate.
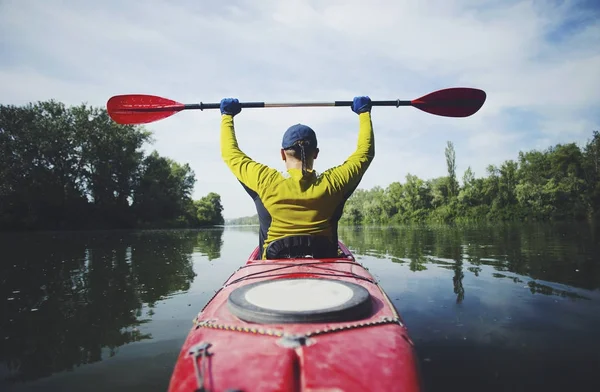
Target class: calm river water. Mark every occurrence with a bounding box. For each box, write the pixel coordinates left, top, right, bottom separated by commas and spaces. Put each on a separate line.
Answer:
1, 223, 599, 392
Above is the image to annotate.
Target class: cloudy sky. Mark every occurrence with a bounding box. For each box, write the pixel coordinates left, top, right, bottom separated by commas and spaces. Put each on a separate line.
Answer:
1, 0, 599, 219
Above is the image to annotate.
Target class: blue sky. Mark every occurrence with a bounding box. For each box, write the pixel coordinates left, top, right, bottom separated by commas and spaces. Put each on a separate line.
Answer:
1, 0, 599, 219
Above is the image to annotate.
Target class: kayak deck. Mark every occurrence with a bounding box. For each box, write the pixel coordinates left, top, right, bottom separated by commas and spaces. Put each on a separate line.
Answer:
168, 241, 421, 392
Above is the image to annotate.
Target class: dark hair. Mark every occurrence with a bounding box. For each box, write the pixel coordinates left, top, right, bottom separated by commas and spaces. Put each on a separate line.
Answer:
285, 140, 315, 176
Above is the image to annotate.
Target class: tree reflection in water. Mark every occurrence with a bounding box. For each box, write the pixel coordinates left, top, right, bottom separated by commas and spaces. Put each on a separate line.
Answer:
0, 228, 224, 383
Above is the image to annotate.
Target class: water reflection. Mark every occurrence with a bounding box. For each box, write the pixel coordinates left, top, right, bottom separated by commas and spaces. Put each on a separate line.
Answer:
340, 223, 600, 392
0, 228, 224, 384
2, 223, 599, 392
194, 228, 225, 260
339, 222, 599, 303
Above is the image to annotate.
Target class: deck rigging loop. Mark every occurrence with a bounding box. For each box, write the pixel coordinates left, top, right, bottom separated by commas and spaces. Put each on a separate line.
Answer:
224, 261, 376, 287
189, 342, 212, 392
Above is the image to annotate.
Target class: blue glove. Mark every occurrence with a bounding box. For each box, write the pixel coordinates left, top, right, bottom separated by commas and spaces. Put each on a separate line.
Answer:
352, 96, 372, 114
220, 98, 242, 116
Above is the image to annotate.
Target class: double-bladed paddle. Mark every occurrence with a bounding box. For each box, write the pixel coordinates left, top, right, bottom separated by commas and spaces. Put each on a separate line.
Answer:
106, 87, 486, 125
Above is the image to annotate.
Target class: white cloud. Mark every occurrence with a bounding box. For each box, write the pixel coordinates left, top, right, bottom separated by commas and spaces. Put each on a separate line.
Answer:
1, 0, 598, 218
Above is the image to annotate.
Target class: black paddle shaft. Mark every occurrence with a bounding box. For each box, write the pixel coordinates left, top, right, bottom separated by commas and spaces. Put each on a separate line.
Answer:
184, 100, 412, 110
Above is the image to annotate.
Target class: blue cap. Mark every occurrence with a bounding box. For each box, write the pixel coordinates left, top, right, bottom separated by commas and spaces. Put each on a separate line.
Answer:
281, 124, 317, 149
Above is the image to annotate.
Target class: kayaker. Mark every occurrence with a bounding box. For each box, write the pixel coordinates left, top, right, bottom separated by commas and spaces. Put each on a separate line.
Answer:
220, 96, 374, 259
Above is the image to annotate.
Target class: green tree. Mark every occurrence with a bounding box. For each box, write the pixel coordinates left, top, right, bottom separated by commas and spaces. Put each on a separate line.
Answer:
583, 131, 600, 216
195, 192, 225, 226
445, 141, 458, 197
0, 101, 151, 230
79, 105, 151, 227
429, 177, 451, 208
131, 151, 197, 227
399, 174, 432, 221
0, 100, 222, 230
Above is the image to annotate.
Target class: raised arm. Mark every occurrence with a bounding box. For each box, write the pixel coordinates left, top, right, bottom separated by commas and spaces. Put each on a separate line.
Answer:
325, 96, 375, 192
220, 98, 278, 193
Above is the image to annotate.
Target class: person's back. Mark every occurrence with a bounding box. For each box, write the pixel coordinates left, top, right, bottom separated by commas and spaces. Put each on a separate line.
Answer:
220, 96, 374, 259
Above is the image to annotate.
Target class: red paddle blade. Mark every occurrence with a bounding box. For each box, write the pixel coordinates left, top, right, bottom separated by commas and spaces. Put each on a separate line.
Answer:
106, 95, 185, 124
411, 88, 486, 117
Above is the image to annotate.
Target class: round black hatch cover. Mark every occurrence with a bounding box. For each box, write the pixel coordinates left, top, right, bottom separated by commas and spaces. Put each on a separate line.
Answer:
227, 278, 372, 324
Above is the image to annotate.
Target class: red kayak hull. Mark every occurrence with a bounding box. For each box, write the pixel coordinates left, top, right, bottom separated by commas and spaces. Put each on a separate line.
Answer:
168, 242, 422, 392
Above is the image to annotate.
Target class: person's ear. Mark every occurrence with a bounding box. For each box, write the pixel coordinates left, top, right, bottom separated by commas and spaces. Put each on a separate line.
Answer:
281, 149, 287, 161
314, 148, 319, 160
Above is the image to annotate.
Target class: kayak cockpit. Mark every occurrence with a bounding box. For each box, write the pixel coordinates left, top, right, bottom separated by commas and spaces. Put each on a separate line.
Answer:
249, 235, 354, 260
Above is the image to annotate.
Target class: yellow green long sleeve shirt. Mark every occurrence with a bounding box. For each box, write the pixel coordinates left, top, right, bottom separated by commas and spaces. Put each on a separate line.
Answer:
221, 112, 375, 258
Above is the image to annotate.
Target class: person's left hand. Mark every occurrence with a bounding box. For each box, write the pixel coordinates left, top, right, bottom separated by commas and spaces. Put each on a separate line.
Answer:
220, 98, 242, 117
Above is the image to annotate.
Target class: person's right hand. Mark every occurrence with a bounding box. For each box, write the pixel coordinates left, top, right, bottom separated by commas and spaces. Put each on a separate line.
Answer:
352, 96, 372, 114
220, 98, 242, 117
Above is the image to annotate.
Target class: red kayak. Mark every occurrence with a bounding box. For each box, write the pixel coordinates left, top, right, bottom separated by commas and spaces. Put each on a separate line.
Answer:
168, 241, 422, 392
